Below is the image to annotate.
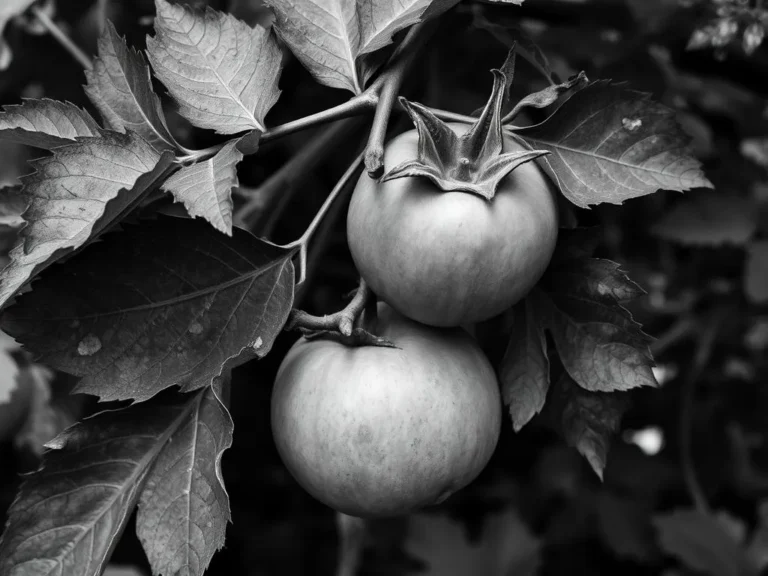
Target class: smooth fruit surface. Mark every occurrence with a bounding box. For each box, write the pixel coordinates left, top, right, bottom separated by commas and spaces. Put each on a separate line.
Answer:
270, 304, 501, 518
347, 123, 559, 327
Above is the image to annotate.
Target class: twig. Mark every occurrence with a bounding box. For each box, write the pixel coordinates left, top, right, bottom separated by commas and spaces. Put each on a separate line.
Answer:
335, 512, 367, 576
364, 21, 436, 177
30, 5, 92, 70
235, 117, 361, 232
288, 278, 370, 336
679, 314, 720, 514
261, 94, 377, 144
282, 152, 365, 285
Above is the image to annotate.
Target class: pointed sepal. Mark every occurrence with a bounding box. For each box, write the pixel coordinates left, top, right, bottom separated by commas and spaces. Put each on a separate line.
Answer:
382, 69, 550, 200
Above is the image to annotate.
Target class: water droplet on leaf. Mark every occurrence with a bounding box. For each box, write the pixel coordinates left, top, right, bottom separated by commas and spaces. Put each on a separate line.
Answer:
622, 117, 642, 131
77, 334, 102, 356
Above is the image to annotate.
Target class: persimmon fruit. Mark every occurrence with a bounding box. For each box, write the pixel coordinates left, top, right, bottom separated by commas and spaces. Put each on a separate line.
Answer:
347, 123, 558, 327
270, 303, 501, 518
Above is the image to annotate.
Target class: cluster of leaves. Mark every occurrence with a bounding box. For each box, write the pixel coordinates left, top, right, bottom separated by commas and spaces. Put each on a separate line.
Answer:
0, 0, 719, 574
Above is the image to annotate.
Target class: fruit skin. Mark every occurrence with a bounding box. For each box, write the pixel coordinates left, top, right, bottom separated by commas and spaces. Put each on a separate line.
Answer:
347, 123, 559, 327
270, 304, 501, 518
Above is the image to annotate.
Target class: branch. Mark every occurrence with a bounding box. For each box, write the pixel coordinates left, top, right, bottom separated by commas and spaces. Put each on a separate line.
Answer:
288, 278, 370, 336
282, 152, 365, 285
31, 5, 93, 70
364, 21, 437, 177
261, 93, 377, 144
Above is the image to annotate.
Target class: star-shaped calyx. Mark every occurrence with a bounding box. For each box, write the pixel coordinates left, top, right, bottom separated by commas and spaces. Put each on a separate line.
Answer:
381, 69, 550, 201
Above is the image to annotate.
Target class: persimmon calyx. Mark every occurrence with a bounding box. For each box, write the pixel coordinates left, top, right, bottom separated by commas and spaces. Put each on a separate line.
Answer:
381, 69, 550, 200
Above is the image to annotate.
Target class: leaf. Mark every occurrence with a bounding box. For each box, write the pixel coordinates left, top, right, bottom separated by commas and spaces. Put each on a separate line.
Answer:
512, 80, 713, 207
652, 192, 759, 246
0, 387, 232, 576
0, 99, 101, 149
162, 138, 243, 235
146, 0, 282, 134
745, 241, 768, 304
357, 0, 458, 55
552, 374, 629, 480
265, 0, 364, 94
504, 71, 589, 123
534, 246, 656, 393
653, 509, 760, 576
85, 21, 181, 153
1, 216, 295, 403
137, 386, 232, 576
0, 131, 176, 311
500, 298, 549, 432
267, 0, 460, 95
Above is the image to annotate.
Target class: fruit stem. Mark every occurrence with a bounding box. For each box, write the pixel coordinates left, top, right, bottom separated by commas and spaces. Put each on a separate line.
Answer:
282, 153, 365, 285
31, 5, 93, 70
287, 278, 370, 336
364, 21, 437, 178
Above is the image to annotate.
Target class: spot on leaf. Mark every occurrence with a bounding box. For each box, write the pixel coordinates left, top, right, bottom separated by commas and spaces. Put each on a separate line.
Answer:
77, 334, 102, 356
622, 117, 642, 131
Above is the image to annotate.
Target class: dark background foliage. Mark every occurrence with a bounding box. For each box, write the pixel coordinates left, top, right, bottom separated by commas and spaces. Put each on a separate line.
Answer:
1, 0, 768, 575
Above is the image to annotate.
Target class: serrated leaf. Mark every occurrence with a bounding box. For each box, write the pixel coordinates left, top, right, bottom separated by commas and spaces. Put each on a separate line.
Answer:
2, 216, 295, 403
745, 241, 768, 304
550, 258, 646, 304
0, 99, 101, 149
653, 509, 759, 576
85, 20, 181, 153
0, 131, 176, 311
512, 80, 713, 207
534, 245, 657, 393
0, 387, 232, 576
267, 0, 459, 95
545, 300, 657, 392
137, 386, 232, 576
500, 298, 549, 432
357, 0, 458, 55
652, 192, 759, 246
163, 138, 243, 235
146, 0, 282, 134
265, 0, 364, 94
552, 374, 629, 480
